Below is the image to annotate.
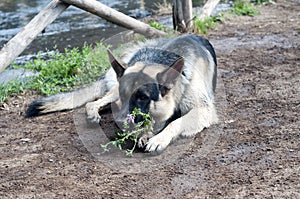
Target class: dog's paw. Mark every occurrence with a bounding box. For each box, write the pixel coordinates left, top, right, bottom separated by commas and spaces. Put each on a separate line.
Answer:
85, 102, 101, 123
138, 132, 154, 148
145, 134, 171, 154
138, 136, 148, 149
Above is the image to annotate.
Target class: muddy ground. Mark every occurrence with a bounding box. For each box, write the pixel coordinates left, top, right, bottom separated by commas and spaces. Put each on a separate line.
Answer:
1, 1, 299, 198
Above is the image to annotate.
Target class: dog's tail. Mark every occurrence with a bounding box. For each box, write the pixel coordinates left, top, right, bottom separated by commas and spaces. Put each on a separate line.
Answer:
25, 79, 107, 117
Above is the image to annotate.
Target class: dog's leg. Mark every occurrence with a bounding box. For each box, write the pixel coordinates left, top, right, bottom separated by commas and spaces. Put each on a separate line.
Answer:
145, 104, 218, 153
85, 86, 119, 123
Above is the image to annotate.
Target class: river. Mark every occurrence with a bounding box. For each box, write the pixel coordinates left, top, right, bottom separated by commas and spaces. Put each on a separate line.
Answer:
0, 0, 231, 66
0, 0, 170, 62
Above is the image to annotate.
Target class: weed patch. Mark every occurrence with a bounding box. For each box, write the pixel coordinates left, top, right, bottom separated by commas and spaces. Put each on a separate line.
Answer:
193, 13, 224, 34
231, 0, 260, 16
149, 21, 166, 31
0, 42, 110, 105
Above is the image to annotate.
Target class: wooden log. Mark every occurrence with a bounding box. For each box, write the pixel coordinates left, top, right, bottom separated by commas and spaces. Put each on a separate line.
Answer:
173, 0, 193, 33
61, 0, 166, 38
0, 0, 69, 73
199, 0, 221, 20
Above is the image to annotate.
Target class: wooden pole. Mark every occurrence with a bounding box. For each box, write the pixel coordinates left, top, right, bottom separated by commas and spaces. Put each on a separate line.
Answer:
199, 0, 221, 20
61, 0, 166, 37
0, 0, 69, 73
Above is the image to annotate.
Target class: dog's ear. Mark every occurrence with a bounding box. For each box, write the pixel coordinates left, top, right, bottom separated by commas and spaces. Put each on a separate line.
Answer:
107, 49, 125, 78
157, 57, 184, 95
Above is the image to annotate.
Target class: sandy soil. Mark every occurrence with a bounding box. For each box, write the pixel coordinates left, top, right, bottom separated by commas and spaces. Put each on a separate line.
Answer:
1, 1, 299, 198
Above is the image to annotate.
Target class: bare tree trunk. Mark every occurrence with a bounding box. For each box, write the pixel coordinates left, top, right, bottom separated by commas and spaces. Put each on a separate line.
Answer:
173, 0, 193, 33
199, 0, 221, 20
0, 0, 69, 73
61, 0, 166, 37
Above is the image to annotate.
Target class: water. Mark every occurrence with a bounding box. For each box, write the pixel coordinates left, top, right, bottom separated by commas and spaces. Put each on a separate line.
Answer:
0, 0, 167, 58
0, 0, 231, 67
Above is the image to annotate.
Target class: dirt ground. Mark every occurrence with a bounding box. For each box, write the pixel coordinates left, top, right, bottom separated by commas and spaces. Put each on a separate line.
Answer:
1, 1, 299, 198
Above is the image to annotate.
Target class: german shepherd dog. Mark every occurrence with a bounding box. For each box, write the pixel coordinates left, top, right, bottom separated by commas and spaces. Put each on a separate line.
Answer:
26, 34, 218, 154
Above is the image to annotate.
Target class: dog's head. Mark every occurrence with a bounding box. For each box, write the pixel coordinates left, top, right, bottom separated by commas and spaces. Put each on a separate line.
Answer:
108, 50, 184, 133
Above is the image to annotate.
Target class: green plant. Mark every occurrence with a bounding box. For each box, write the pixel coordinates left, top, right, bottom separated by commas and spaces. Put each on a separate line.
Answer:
193, 13, 224, 34
0, 42, 110, 105
101, 108, 153, 156
231, 0, 260, 16
0, 80, 32, 105
149, 21, 166, 31
23, 43, 110, 96
194, 17, 215, 34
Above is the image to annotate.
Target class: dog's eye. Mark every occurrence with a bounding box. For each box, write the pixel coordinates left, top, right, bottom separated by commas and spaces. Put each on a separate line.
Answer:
159, 85, 169, 97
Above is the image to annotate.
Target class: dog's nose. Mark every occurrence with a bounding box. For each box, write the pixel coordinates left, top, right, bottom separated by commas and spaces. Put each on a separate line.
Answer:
134, 114, 143, 123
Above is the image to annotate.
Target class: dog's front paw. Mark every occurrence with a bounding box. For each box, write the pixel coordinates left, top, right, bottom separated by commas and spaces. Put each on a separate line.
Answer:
145, 134, 171, 154
85, 102, 101, 123
138, 132, 154, 148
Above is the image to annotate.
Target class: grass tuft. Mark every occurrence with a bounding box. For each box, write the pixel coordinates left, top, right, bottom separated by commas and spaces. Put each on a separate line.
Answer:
193, 13, 224, 34
149, 21, 166, 31
231, 0, 260, 16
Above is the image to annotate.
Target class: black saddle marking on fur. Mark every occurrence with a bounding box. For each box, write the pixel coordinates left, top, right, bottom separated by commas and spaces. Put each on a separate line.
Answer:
187, 34, 217, 66
128, 48, 187, 77
128, 48, 181, 67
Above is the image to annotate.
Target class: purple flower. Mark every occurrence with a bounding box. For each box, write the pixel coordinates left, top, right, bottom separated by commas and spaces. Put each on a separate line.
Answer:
126, 114, 135, 124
